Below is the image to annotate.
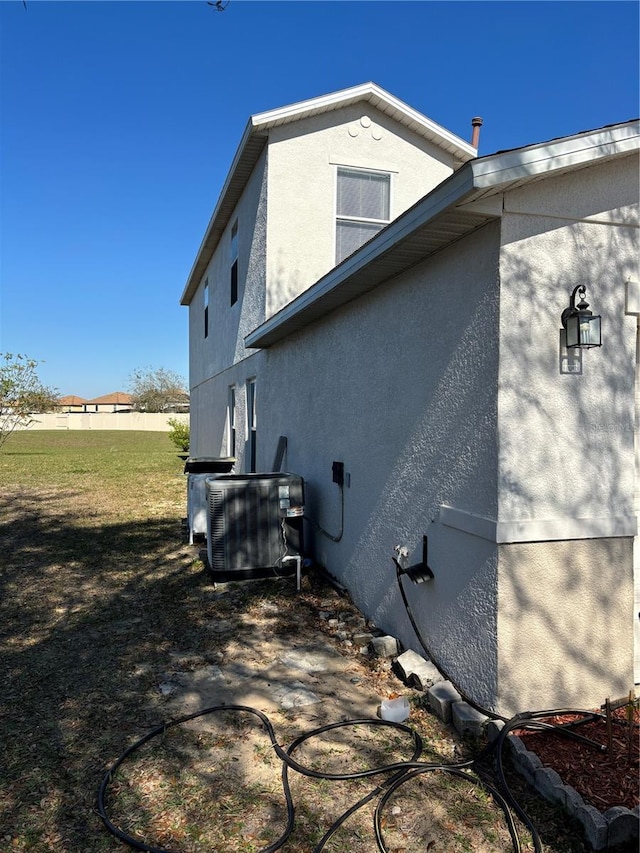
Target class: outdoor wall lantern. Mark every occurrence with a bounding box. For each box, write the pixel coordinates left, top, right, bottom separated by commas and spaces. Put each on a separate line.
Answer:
561, 285, 602, 349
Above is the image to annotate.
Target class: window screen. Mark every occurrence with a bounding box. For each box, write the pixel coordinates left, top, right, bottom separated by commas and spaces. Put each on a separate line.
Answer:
336, 220, 382, 266
337, 168, 390, 221
336, 168, 390, 263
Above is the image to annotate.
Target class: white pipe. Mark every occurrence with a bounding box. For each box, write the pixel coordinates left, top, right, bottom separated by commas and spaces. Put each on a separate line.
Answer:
281, 555, 302, 592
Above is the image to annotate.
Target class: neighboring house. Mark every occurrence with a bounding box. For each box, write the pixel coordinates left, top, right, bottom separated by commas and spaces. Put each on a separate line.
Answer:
159, 392, 191, 413
58, 395, 89, 413
180, 82, 640, 716
85, 392, 133, 413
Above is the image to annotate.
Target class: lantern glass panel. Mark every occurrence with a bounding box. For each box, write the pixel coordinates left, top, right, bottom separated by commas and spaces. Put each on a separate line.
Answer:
565, 314, 580, 348
581, 315, 601, 347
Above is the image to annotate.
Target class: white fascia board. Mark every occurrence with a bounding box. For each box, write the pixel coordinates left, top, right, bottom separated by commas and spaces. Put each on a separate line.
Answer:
244, 165, 478, 348
251, 81, 477, 160
471, 121, 640, 189
250, 82, 379, 124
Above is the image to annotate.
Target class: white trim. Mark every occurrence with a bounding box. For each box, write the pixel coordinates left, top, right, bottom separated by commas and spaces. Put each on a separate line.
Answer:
251, 82, 477, 159
471, 122, 640, 188
626, 280, 640, 317
439, 504, 637, 543
330, 155, 399, 174
335, 165, 393, 266
180, 83, 477, 305
245, 164, 478, 348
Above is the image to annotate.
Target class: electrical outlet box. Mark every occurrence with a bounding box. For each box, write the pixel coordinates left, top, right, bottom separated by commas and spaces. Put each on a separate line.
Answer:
332, 461, 344, 486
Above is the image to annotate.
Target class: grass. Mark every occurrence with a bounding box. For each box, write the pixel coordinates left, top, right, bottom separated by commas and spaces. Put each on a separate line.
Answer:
0, 430, 601, 852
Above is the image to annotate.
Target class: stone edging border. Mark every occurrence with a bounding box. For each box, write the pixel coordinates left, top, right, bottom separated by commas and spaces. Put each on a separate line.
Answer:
387, 646, 639, 851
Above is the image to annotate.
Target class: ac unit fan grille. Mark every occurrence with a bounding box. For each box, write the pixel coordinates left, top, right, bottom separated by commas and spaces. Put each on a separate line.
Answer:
206, 475, 304, 574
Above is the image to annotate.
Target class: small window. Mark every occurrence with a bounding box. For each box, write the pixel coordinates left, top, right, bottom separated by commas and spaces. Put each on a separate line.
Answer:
203, 278, 209, 338
246, 378, 256, 473
336, 167, 390, 264
227, 386, 236, 458
230, 221, 238, 306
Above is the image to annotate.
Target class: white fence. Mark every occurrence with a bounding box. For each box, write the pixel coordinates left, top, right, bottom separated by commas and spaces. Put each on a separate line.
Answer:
16, 412, 190, 432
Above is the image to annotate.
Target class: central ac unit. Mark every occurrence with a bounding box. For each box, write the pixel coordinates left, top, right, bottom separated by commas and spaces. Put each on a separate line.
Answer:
205, 473, 304, 576
183, 457, 235, 544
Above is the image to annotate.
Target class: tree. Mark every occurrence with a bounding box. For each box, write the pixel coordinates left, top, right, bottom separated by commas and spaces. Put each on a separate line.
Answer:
128, 367, 189, 413
0, 353, 60, 449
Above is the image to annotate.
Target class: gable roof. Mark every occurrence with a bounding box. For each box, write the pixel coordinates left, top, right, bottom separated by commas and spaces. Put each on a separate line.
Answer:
87, 392, 132, 405
245, 119, 639, 349
180, 82, 477, 306
59, 395, 88, 405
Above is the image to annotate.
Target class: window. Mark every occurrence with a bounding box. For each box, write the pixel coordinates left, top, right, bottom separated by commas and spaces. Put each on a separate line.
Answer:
246, 378, 256, 473
203, 278, 209, 338
230, 221, 238, 306
336, 167, 390, 264
227, 386, 236, 458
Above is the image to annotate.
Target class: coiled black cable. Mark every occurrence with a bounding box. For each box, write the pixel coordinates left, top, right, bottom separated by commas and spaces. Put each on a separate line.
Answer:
98, 562, 631, 853
97, 700, 622, 853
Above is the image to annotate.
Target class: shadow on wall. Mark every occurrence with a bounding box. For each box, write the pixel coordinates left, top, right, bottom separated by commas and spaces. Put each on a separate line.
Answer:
314, 206, 636, 714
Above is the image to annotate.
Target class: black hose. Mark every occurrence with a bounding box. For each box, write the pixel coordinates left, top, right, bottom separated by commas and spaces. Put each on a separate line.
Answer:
98, 585, 624, 853
392, 559, 629, 852
374, 764, 523, 853
97, 705, 531, 853
97, 705, 295, 853
394, 559, 509, 722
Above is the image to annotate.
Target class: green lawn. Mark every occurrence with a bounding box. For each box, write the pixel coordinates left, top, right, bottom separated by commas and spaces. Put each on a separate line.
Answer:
0, 429, 185, 496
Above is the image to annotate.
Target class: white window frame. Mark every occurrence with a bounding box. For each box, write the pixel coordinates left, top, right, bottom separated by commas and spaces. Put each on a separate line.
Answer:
226, 385, 236, 458
246, 378, 257, 473
335, 166, 392, 264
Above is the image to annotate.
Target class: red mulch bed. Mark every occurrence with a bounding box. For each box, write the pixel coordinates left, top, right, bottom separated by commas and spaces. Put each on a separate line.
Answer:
515, 706, 639, 812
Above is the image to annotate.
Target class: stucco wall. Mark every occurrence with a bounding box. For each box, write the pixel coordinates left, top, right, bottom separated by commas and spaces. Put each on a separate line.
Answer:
265, 104, 456, 316
259, 222, 502, 707
190, 351, 265, 464
188, 148, 268, 391
493, 154, 639, 712
498, 155, 638, 529
497, 537, 634, 715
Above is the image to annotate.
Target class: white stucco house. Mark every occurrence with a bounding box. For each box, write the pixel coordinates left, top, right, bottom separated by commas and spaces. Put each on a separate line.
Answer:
180, 82, 640, 716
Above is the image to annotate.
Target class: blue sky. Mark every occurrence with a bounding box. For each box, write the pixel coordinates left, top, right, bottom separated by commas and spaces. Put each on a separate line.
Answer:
1, 0, 638, 399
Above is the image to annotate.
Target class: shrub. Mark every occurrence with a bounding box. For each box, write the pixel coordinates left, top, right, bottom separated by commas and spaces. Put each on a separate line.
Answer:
167, 418, 190, 453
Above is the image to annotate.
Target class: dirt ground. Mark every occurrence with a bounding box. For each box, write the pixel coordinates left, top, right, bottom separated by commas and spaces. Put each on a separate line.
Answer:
0, 473, 623, 852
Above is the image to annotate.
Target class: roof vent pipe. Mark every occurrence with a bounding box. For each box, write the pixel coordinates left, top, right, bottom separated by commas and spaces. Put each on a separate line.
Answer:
471, 116, 483, 150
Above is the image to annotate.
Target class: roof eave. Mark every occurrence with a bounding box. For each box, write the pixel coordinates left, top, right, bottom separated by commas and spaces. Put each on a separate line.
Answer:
472, 120, 640, 188
244, 120, 639, 349
244, 164, 481, 349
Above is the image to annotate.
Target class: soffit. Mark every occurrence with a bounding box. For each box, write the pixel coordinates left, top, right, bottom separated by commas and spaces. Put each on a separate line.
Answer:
245, 184, 495, 349
180, 131, 268, 306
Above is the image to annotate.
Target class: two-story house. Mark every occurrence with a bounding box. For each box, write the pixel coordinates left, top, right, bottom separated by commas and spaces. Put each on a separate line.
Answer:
181, 82, 640, 716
